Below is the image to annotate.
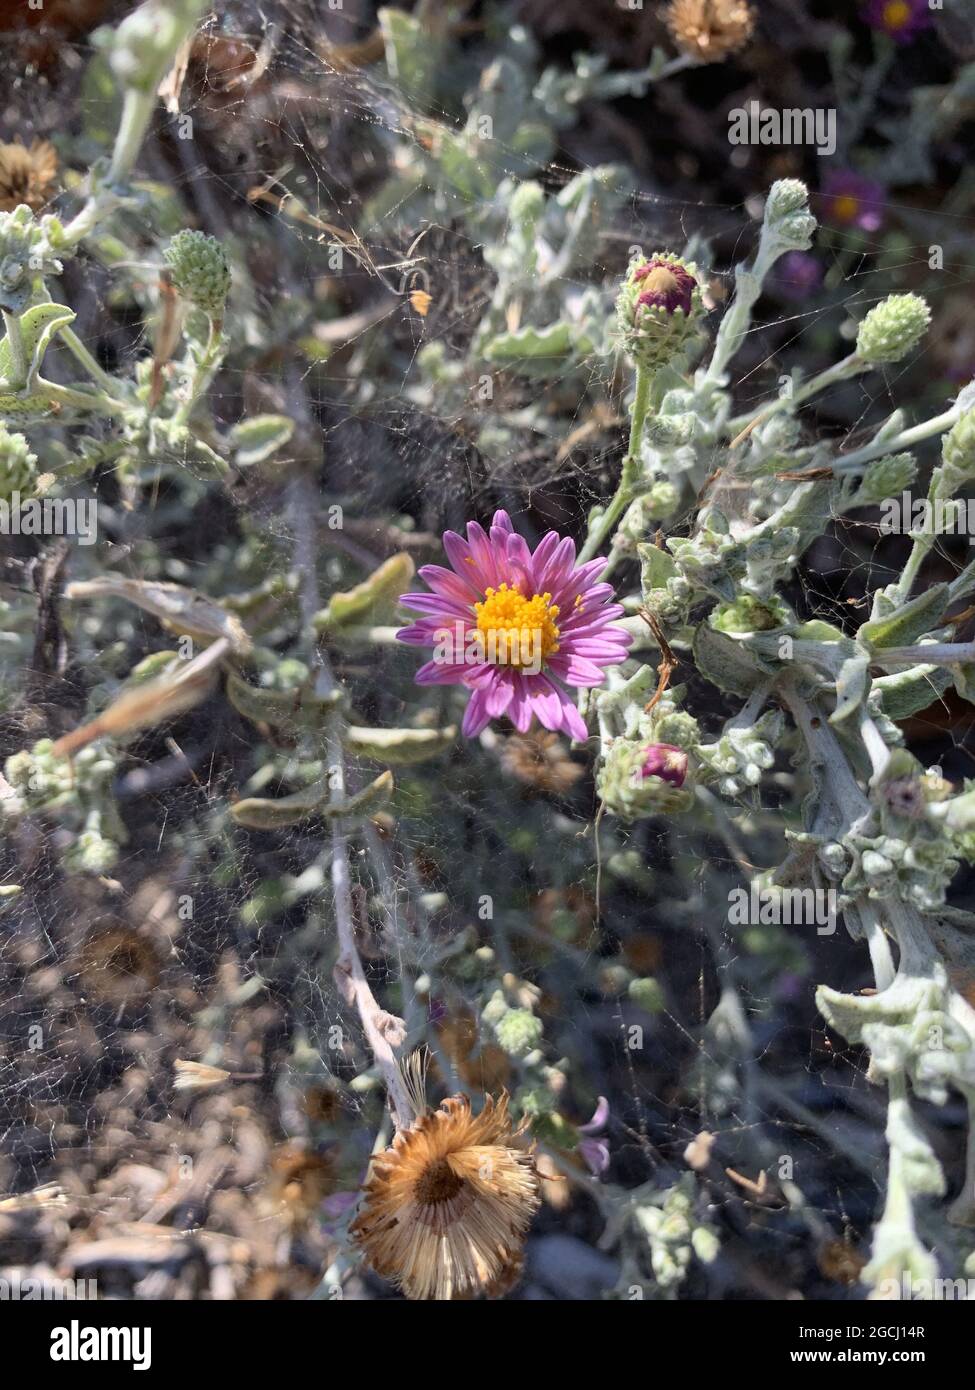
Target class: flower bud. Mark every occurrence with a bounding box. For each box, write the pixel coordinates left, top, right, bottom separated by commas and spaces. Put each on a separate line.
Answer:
616, 252, 702, 371
597, 738, 692, 820
95, 0, 207, 95
641, 742, 688, 786
765, 179, 809, 220
0, 423, 37, 501
942, 409, 975, 480
493, 1008, 544, 1058
853, 452, 917, 507
0, 204, 62, 314
164, 229, 231, 319
856, 293, 930, 365
764, 180, 816, 251
628, 976, 665, 1013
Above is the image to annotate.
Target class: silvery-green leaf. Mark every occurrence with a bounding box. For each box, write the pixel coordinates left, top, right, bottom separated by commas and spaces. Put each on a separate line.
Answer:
231, 769, 393, 829
312, 553, 415, 632
345, 725, 456, 764
228, 414, 294, 467
874, 666, 951, 720
226, 670, 345, 730
831, 655, 871, 724
859, 583, 949, 651
638, 542, 677, 597
692, 624, 777, 698
0, 303, 76, 388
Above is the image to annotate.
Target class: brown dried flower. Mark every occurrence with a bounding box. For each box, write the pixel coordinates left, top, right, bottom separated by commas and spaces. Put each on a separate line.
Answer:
499, 730, 583, 796
350, 1092, 539, 1300
0, 138, 58, 213
665, 0, 755, 63
77, 923, 160, 1007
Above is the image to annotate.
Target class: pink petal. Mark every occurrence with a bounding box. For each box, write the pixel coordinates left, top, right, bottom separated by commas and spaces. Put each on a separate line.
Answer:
461, 688, 493, 737
417, 564, 481, 604
548, 653, 610, 687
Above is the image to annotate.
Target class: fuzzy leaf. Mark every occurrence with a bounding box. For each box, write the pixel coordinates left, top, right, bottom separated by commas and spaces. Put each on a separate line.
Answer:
874, 666, 952, 720
228, 414, 295, 467
230, 769, 393, 829
0, 303, 76, 388
830, 655, 871, 724
345, 724, 456, 764
225, 670, 345, 731
692, 624, 777, 698
312, 553, 415, 631
859, 583, 949, 652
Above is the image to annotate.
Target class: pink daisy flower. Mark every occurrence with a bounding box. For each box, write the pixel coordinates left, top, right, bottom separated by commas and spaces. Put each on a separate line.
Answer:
396, 510, 632, 741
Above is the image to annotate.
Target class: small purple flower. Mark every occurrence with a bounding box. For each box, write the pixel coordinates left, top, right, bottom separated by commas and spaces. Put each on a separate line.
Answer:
640, 743, 688, 788
579, 1096, 610, 1177
397, 510, 632, 740
820, 170, 887, 233
633, 259, 698, 317
864, 0, 933, 44
772, 251, 824, 303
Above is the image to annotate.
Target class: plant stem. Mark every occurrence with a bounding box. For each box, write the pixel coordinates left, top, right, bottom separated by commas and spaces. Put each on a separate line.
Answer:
2, 311, 28, 389
830, 402, 964, 475
59, 325, 123, 397
174, 319, 224, 427
727, 353, 865, 437
288, 472, 415, 1131
41, 379, 132, 418
579, 363, 653, 565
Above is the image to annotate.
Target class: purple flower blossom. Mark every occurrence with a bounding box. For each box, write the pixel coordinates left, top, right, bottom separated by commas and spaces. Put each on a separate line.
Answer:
863, 0, 933, 44
640, 743, 688, 788
397, 511, 632, 740
820, 170, 887, 233
772, 251, 824, 303
578, 1095, 611, 1177
632, 258, 698, 318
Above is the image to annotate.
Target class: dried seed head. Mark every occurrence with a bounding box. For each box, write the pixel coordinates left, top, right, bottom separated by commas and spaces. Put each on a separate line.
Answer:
0, 138, 58, 214
350, 1092, 539, 1300
666, 0, 755, 63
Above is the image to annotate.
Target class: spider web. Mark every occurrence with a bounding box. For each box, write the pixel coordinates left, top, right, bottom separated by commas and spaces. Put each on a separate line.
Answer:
0, 0, 973, 1301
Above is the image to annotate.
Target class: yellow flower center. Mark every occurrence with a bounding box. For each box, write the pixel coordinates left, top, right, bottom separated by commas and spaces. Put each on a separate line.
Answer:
833, 193, 860, 223
474, 582, 560, 667
882, 0, 911, 28
640, 266, 679, 296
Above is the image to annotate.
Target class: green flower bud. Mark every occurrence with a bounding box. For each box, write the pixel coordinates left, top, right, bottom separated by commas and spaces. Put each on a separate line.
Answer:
644, 412, 696, 447
628, 976, 665, 1013
652, 709, 700, 750
95, 0, 207, 95
710, 593, 790, 635
764, 181, 816, 251
616, 252, 703, 371
942, 409, 975, 479
691, 1226, 720, 1264
164, 230, 231, 319
494, 1007, 543, 1058
0, 204, 62, 315
645, 479, 680, 519
852, 452, 917, 507
0, 423, 38, 501
765, 179, 809, 220
510, 180, 545, 224
63, 828, 119, 875
856, 293, 930, 365
597, 738, 692, 821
